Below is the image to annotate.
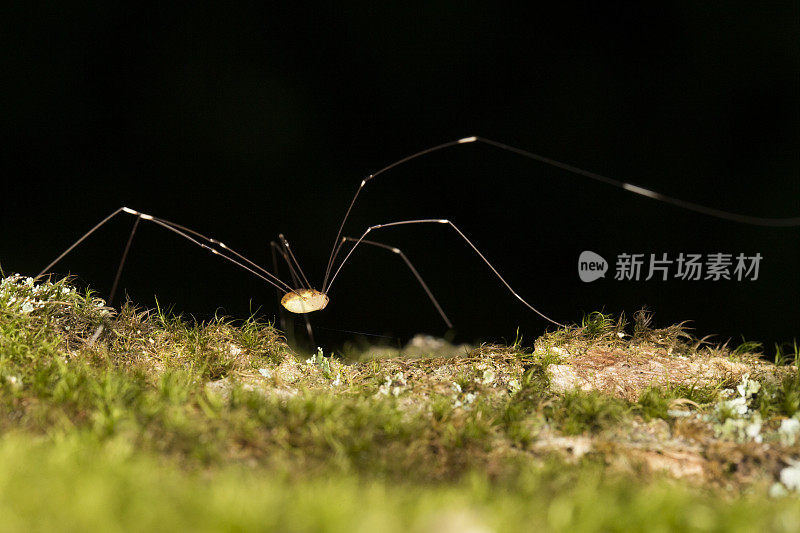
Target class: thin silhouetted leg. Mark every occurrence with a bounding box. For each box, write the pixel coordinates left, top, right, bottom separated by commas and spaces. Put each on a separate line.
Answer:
303, 315, 316, 348
88, 216, 141, 346
145, 216, 291, 290
322, 137, 477, 289
341, 236, 452, 329
277, 234, 313, 290
38, 208, 125, 277
327, 219, 564, 328
323, 136, 799, 289
108, 215, 141, 307
270, 243, 289, 335
271, 241, 316, 347
38, 207, 292, 294
270, 241, 303, 290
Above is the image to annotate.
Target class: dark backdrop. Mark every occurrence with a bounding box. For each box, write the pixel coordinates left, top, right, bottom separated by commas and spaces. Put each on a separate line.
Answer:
2, 3, 798, 351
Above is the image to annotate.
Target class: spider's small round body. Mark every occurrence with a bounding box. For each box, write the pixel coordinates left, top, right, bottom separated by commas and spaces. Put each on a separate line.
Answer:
281, 289, 330, 313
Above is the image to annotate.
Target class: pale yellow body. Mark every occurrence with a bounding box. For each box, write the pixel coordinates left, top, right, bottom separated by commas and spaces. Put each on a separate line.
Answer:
280, 289, 330, 313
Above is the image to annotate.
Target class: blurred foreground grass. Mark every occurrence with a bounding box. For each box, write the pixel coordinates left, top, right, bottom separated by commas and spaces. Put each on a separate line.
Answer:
0, 274, 799, 532
2, 433, 799, 533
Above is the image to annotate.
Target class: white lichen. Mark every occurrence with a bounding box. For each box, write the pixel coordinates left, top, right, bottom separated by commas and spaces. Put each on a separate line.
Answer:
378, 372, 406, 397
736, 374, 761, 399
478, 369, 495, 386
771, 462, 800, 497
780, 463, 800, 492
778, 416, 800, 446
708, 374, 765, 443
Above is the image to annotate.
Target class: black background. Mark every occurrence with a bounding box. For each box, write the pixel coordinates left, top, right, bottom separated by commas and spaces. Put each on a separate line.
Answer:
2, 3, 798, 351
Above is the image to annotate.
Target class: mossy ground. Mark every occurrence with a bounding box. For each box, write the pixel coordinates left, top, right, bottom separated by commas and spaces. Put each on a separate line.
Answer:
0, 275, 799, 532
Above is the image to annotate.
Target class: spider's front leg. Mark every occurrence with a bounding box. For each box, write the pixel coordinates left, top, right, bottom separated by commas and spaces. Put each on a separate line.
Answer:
38, 207, 294, 303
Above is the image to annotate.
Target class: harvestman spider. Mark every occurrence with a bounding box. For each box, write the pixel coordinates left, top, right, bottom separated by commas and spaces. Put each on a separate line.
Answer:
38, 136, 800, 341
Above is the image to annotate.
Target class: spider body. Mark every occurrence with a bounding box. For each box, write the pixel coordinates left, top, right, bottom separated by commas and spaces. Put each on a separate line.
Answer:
281, 289, 329, 313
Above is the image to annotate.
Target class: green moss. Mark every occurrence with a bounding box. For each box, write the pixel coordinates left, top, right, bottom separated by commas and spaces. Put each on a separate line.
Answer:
635, 385, 721, 421
2, 275, 800, 529
548, 390, 629, 434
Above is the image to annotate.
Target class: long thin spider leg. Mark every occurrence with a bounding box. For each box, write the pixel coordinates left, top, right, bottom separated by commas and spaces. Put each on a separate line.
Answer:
326, 236, 349, 285
342, 236, 453, 329
327, 219, 564, 328
88, 215, 142, 346
145, 213, 292, 290
270, 242, 289, 334
471, 137, 800, 228
108, 215, 141, 306
322, 137, 477, 290
270, 241, 303, 289
38, 208, 126, 277
322, 135, 799, 287
303, 314, 316, 348
146, 218, 289, 292
277, 234, 312, 289
271, 241, 316, 346
38, 207, 292, 293
325, 219, 443, 293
